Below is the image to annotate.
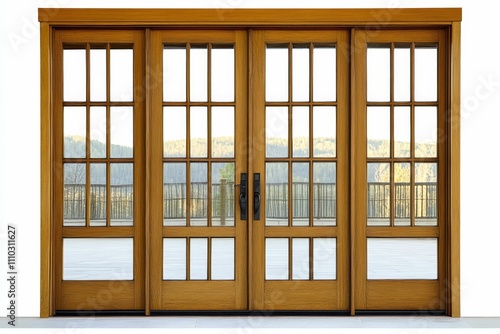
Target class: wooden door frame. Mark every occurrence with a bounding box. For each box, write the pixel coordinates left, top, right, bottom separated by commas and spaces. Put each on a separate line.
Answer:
40, 8, 461, 317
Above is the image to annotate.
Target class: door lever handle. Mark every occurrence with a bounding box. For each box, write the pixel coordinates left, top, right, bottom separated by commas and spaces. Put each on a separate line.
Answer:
238, 173, 248, 220
254, 173, 261, 220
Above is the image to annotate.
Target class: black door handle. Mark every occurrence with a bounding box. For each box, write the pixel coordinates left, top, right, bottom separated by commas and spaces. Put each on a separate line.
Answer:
254, 173, 261, 220
239, 173, 248, 220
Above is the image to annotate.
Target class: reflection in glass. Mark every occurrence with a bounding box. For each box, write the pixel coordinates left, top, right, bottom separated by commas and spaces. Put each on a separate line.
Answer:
212, 163, 235, 226
110, 49, 133, 101
110, 107, 133, 158
367, 46, 390, 102
190, 238, 208, 280
190, 107, 208, 158
211, 47, 234, 102
266, 238, 289, 280
292, 46, 309, 102
415, 163, 437, 226
110, 163, 133, 226
394, 46, 411, 101
190, 163, 208, 226
394, 107, 411, 158
415, 46, 437, 101
64, 238, 133, 280
313, 162, 336, 226
163, 46, 186, 102
163, 238, 186, 280
163, 107, 186, 158
394, 163, 411, 226
313, 238, 336, 280
415, 107, 437, 157
63, 163, 86, 226
292, 163, 309, 226
367, 107, 390, 158
266, 163, 289, 226
292, 107, 309, 158
266, 107, 288, 158
313, 106, 336, 157
313, 45, 336, 102
367, 238, 437, 279
64, 107, 86, 158
90, 107, 106, 158
367, 163, 390, 226
163, 163, 186, 226
266, 47, 288, 102
292, 238, 309, 280
90, 49, 106, 101
212, 107, 234, 158
64, 49, 86, 102
90, 163, 106, 227
211, 238, 235, 280
190, 46, 208, 102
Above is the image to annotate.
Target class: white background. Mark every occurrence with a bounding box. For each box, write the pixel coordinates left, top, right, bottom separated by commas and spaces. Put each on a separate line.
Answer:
1, 0, 499, 319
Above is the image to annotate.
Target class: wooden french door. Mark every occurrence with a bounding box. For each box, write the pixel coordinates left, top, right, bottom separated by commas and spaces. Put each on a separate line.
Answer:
53, 26, 448, 313
250, 30, 350, 310
53, 30, 146, 310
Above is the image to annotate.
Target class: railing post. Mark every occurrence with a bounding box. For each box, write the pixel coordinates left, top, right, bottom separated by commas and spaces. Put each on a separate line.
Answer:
220, 178, 227, 226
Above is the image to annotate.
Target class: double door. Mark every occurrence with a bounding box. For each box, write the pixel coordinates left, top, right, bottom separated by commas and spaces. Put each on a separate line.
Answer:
55, 28, 446, 313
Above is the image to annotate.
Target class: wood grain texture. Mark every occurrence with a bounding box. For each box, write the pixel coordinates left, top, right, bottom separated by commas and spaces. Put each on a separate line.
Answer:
161, 281, 237, 310
366, 280, 441, 310
59, 281, 137, 310
39, 8, 462, 26
264, 281, 339, 310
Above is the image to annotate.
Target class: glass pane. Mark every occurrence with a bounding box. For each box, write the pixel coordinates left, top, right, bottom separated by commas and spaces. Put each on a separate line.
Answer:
211, 238, 234, 280
415, 46, 437, 101
63, 49, 86, 102
394, 106, 411, 158
266, 47, 288, 102
163, 238, 186, 280
90, 49, 106, 102
190, 46, 208, 102
63, 164, 86, 227
394, 45, 410, 101
367, 238, 437, 279
367, 163, 390, 226
110, 163, 133, 226
266, 163, 288, 226
313, 162, 336, 226
415, 107, 437, 158
265, 238, 289, 280
64, 107, 86, 158
110, 49, 133, 101
313, 106, 336, 157
163, 46, 186, 102
211, 46, 234, 102
163, 107, 186, 158
190, 163, 208, 226
110, 107, 133, 158
394, 163, 411, 226
212, 107, 234, 158
163, 163, 187, 226
292, 238, 309, 280
292, 106, 309, 158
367, 46, 390, 102
190, 238, 208, 280
313, 238, 336, 280
313, 45, 336, 102
415, 163, 438, 226
90, 163, 106, 227
292, 46, 309, 102
190, 107, 208, 158
63, 238, 133, 280
292, 163, 309, 226
90, 107, 106, 158
212, 163, 235, 227
367, 107, 390, 158
266, 107, 289, 158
